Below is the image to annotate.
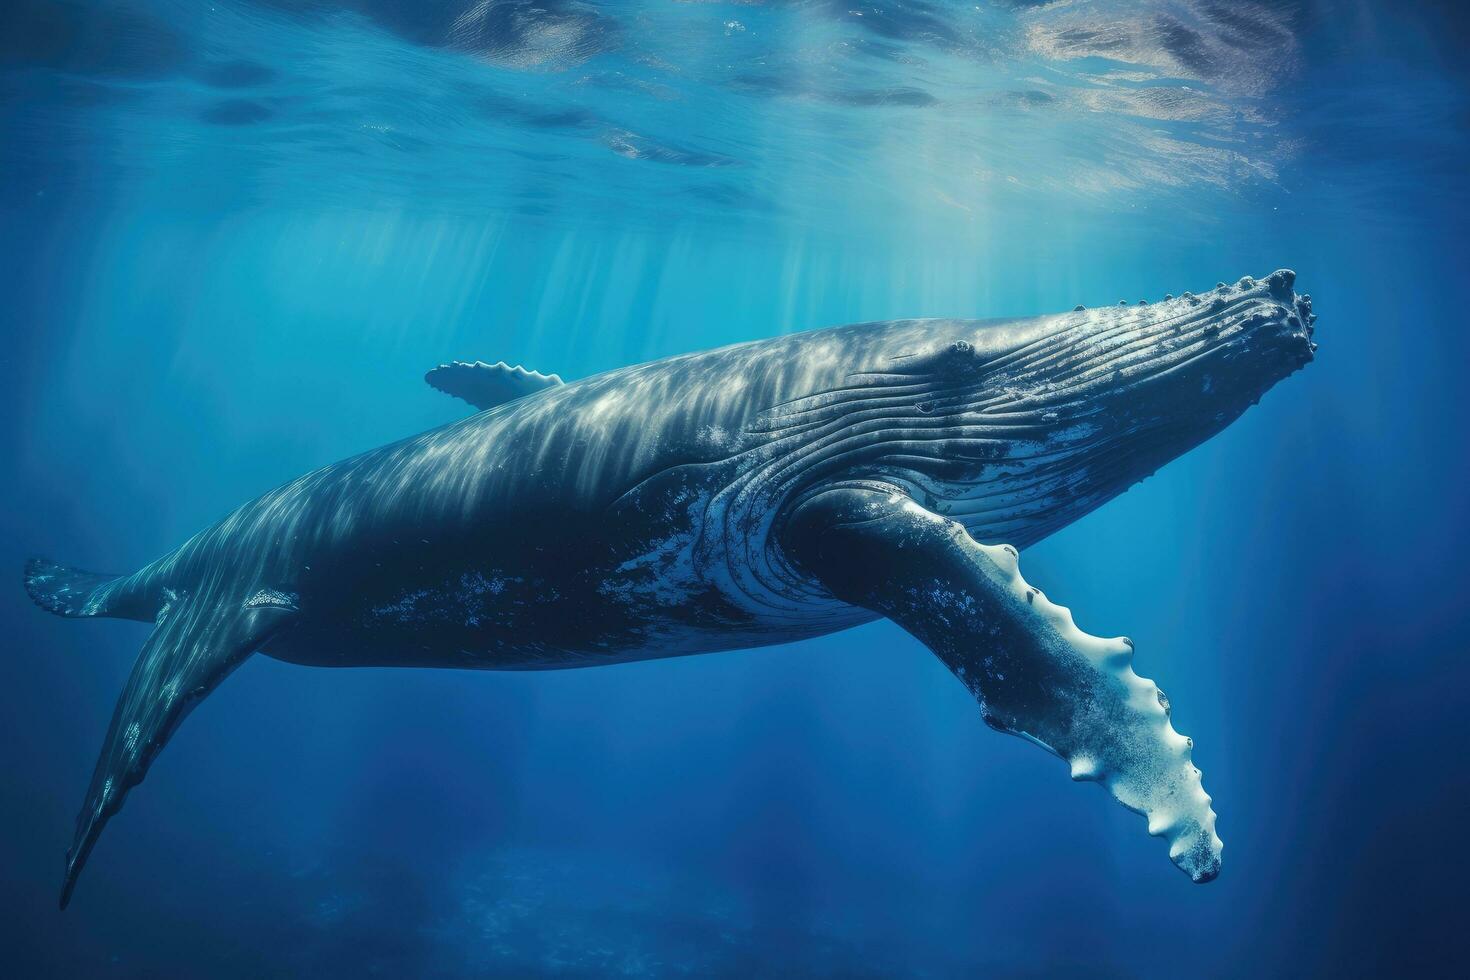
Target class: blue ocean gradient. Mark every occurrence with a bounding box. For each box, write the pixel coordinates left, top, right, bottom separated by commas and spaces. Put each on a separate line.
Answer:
1, 2, 1467, 976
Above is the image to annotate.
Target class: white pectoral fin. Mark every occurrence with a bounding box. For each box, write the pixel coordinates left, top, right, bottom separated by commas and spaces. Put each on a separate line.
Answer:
424, 360, 564, 412
783, 484, 1223, 883
972, 540, 1223, 882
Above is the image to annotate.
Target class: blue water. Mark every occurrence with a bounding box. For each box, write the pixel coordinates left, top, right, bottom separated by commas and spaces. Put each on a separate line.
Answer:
2, 2, 1467, 976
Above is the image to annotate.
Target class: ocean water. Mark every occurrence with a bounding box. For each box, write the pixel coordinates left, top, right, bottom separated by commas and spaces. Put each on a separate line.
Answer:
1, 1, 1467, 976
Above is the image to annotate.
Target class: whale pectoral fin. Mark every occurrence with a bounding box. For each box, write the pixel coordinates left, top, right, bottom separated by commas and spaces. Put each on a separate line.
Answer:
783, 484, 1223, 883
60, 589, 297, 909
424, 360, 564, 411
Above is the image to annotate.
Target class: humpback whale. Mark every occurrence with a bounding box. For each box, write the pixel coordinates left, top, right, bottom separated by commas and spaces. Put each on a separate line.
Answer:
25, 271, 1315, 906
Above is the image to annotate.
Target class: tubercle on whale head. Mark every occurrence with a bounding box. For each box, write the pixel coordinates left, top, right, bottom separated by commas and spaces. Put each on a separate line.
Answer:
1110, 269, 1315, 417
1117, 268, 1317, 379
925, 270, 1315, 401
878, 271, 1316, 546
1067, 269, 1317, 394
982, 269, 1315, 481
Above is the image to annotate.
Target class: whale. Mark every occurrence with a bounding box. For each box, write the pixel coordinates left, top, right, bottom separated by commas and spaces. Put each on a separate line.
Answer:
25, 270, 1316, 906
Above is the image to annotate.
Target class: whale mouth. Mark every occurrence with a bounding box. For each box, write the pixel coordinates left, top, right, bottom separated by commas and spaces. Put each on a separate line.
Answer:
1127, 269, 1316, 389
1149, 270, 1317, 412
1241, 268, 1317, 369
920, 271, 1318, 548
1085, 269, 1318, 486
1043, 269, 1319, 428
1200, 270, 1317, 417
966, 269, 1317, 425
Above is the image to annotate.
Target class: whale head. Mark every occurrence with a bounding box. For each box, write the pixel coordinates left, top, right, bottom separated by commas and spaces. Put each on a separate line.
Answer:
918, 270, 1316, 545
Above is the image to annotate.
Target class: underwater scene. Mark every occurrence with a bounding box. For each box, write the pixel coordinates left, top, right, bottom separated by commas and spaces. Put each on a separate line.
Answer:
2, 1, 1467, 976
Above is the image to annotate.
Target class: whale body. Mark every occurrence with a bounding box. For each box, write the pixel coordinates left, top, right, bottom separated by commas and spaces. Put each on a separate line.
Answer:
25, 271, 1316, 906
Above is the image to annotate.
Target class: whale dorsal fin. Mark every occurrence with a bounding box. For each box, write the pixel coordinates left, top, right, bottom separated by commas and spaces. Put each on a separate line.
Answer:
425, 360, 563, 412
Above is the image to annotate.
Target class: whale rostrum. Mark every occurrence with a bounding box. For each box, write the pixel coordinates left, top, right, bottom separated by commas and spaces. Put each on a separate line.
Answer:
24, 271, 1315, 906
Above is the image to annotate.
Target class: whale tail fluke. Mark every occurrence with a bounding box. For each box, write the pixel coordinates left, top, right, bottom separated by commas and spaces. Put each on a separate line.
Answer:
25, 556, 301, 908
53, 585, 299, 909
24, 558, 126, 619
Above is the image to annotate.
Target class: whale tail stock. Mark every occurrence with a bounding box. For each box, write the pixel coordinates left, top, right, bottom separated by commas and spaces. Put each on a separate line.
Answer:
23, 556, 298, 909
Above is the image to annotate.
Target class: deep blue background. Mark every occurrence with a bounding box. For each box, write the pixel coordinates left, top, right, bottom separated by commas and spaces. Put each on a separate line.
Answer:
2, 2, 1467, 976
